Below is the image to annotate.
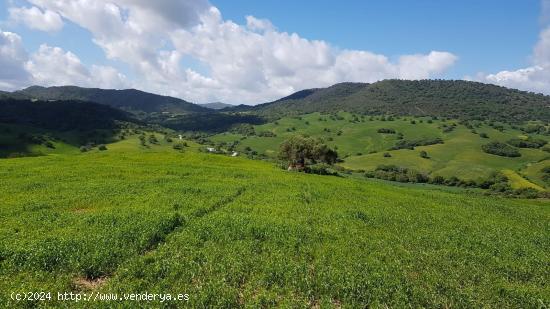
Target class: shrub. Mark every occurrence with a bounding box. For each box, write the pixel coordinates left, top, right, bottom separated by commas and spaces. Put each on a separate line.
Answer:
479, 133, 489, 138
231, 124, 256, 136
377, 128, 396, 134
305, 163, 338, 176
258, 131, 277, 137
482, 142, 521, 157
383, 152, 392, 158
507, 138, 547, 149
541, 167, 550, 184
523, 124, 545, 134
430, 176, 445, 184
514, 188, 540, 199
391, 138, 443, 150
148, 135, 159, 144
98, 144, 107, 151
419, 151, 429, 159
44, 141, 55, 149
365, 165, 428, 183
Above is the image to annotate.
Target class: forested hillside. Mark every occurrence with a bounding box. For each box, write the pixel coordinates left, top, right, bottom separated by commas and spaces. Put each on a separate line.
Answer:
15, 86, 210, 114
236, 80, 550, 123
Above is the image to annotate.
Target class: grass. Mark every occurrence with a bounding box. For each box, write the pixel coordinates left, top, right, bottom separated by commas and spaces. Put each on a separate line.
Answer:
0, 140, 549, 307
211, 112, 550, 189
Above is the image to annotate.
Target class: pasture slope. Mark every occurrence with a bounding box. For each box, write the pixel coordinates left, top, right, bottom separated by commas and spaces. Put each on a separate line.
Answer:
0, 138, 548, 308
211, 112, 550, 189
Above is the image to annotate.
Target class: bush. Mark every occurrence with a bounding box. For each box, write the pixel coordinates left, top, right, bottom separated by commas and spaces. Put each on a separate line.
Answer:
230, 124, 256, 136
419, 151, 429, 159
482, 142, 521, 157
173, 143, 185, 151
98, 144, 107, 151
479, 133, 489, 138
430, 176, 445, 184
383, 152, 392, 158
391, 138, 443, 150
365, 165, 428, 183
305, 163, 338, 176
44, 141, 55, 149
514, 188, 540, 199
507, 138, 547, 149
541, 166, 550, 184
257, 131, 277, 137
148, 135, 159, 144
377, 128, 396, 134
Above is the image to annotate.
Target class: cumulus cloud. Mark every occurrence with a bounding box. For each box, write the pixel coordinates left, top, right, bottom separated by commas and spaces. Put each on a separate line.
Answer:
4, 0, 457, 103
170, 6, 457, 103
0, 30, 31, 90
26, 44, 128, 89
9, 6, 63, 32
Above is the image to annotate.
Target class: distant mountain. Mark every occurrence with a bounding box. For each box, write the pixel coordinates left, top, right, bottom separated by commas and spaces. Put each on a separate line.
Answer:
199, 102, 234, 110
14, 86, 211, 115
234, 80, 550, 123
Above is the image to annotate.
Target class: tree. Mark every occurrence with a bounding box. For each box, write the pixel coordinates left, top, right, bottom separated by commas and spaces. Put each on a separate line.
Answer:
482, 142, 521, 157
278, 135, 338, 170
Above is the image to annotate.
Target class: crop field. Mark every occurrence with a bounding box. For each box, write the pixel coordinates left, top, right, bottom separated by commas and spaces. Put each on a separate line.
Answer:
1, 139, 549, 308
211, 112, 550, 189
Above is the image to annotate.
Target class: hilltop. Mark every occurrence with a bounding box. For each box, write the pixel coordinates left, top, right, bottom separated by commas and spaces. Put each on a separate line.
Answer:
13, 85, 210, 114
233, 80, 550, 123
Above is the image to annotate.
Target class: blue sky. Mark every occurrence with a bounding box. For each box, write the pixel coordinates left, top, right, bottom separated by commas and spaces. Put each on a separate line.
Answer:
214, 0, 541, 78
0, 0, 548, 104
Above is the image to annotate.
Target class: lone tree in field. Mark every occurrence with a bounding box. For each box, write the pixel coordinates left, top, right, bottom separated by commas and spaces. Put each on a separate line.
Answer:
278, 135, 338, 170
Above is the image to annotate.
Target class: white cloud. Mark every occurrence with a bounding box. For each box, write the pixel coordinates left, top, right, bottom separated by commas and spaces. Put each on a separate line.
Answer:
25, 44, 127, 89
0, 30, 31, 90
246, 16, 275, 33
473, 27, 550, 94
473, 1, 550, 95
170, 7, 457, 103
5, 0, 457, 103
9, 6, 63, 32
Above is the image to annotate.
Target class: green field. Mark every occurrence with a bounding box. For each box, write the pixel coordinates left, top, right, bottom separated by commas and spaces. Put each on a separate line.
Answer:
211, 112, 550, 189
1, 137, 549, 308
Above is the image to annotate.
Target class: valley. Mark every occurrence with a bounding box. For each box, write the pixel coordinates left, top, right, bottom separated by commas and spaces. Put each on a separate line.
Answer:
1, 80, 549, 307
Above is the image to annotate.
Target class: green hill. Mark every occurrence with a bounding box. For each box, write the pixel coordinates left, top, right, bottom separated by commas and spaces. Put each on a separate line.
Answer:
0, 98, 134, 131
210, 112, 550, 190
236, 80, 550, 123
0, 141, 548, 307
0, 98, 139, 158
14, 85, 210, 114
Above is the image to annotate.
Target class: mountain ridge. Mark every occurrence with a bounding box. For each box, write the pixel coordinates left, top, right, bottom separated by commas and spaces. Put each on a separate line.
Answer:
231, 80, 550, 123
14, 85, 211, 114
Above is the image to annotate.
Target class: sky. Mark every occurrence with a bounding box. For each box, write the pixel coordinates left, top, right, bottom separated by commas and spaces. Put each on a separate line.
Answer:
0, 0, 549, 104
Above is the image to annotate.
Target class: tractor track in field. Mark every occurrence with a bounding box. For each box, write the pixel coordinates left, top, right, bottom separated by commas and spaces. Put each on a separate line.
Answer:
192, 186, 246, 218
77, 187, 248, 291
